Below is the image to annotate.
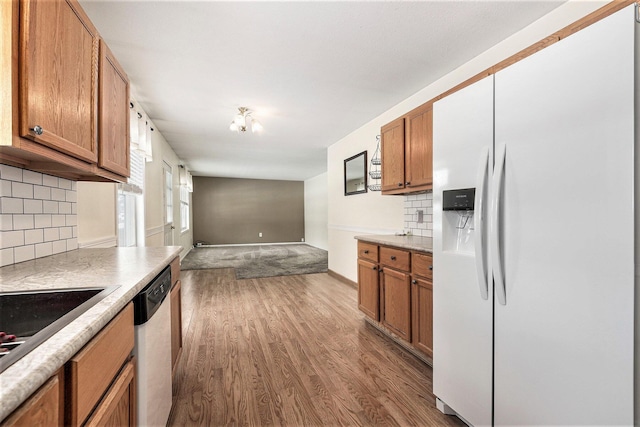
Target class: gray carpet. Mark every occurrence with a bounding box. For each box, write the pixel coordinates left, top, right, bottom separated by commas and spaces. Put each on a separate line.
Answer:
181, 244, 328, 279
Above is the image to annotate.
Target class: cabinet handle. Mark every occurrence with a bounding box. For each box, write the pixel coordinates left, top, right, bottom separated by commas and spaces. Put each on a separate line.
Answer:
412, 279, 417, 285
390, 256, 396, 261
429, 265, 433, 270
398, 183, 403, 187
30, 125, 43, 136
364, 250, 369, 254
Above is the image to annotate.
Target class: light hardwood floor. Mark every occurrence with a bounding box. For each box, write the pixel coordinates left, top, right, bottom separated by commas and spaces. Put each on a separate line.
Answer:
169, 269, 464, 426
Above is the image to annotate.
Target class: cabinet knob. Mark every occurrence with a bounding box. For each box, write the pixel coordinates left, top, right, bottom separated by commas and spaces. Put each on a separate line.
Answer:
406, 181, 411, 186
30, 125, 43, 136
372, 266, 377, 270
364, 250, 369, 254
390, 256, 396, 261
429, 265, 433, 270
412, 279, 417, 285
398, 183, 403, 187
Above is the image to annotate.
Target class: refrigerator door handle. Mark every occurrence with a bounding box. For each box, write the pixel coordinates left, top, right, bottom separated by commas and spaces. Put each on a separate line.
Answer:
491, 143, 507, 305
474, 146, 489, 300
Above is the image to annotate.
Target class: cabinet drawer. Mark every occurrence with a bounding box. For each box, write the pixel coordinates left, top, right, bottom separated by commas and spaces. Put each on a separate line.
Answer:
380, 246, 410, 272
412, 252, 433, 280
67, 303, 134, 426
357, 242, 378, 263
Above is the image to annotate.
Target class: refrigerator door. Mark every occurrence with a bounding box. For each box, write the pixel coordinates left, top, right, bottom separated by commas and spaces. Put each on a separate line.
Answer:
433, 75, 494, 427
493, 6, 635, 425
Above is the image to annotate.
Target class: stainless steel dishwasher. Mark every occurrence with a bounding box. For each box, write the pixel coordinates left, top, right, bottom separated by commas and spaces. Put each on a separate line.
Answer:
132, 265, 172, 427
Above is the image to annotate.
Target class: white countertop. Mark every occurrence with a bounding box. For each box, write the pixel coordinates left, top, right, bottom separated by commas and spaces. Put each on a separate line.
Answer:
0, 246, 182, 422
354, 234, 433, 253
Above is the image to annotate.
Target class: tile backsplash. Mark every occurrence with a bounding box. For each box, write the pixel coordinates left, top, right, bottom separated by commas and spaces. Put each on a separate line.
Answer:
404, 192, 433, 237
1, 164, 78, 267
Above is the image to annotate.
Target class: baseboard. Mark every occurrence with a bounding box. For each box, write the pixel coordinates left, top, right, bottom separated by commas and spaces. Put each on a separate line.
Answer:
328, 269, 357, 288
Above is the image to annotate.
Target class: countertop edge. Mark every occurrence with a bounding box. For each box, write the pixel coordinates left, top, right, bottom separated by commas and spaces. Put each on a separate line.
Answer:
0, 246, 182, 422
354, 234, 433, 253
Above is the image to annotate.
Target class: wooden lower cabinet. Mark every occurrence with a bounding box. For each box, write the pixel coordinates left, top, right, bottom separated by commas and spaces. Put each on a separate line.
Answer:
357, 259, 379, 320
380, 267, 411, 341
411, 278, 433, 357
84, 359, 135, 427
66, 303, 135, 426
171, 279, 183, 378
1, 372, 62, 426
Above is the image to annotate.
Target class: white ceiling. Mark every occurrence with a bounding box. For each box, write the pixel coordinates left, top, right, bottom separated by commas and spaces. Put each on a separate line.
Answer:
80, 0, 564, 181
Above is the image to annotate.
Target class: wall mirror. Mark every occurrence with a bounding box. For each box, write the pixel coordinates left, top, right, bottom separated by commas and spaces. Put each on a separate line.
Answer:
344, 151, 367, 196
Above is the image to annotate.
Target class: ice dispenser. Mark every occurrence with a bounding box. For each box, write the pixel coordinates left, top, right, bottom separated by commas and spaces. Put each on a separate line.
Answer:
442, 188, 475, 253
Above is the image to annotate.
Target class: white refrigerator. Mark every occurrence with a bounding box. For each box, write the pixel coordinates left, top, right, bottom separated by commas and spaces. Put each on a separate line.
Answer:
432, 5, 637, 426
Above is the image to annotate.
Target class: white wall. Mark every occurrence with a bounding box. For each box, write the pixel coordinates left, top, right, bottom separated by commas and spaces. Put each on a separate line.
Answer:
77, 182, 117, 248
144, 124, 193, 258
304, 172, 328, 250
326, 0, 608, 282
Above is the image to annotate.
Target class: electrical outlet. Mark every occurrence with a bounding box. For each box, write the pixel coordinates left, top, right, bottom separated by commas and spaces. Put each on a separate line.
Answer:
259, 232, 262, 237
417, 210, 424, 223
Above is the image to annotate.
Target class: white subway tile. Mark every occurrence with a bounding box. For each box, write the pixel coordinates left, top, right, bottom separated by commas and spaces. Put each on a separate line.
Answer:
0, 180, 11, 197
71, 202, 77, 214
71, 181, 77, 191
11, 182, 34, 198
58, 178, 72, 190
59, 226, 72, 239
0, 248, 14, 267
427, 207, 433, 215
35, 242, 53, 258
33, 185, 51, 200
14, 245, 34, 263
65, 190, 77, 202
13, 215, 34, 230
72, 226, 77, 238
66, 238, 78, 251
34, 214, 52, 228
52, 239, 66, 254
0, 197, 24, 214
43, 200, 58, 214
0, 165, 23, 181
0, 230, 24, 248
50, 187, 66, 201
65, 215, 77, 226
0, 214, 12, 231
25, 229, 44, 244
42, 174, 58, 188
51, 215, 65, 227
44, 227, 60, 242
24, 199, 43, 214
58, 202, 71, 214
22, 170, 43, 185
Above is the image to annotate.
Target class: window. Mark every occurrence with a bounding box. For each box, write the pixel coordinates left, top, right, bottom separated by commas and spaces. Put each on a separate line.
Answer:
180, 185, 190, 232
163, 161, 173, 225
117, 192, 137, 247
117, 150, 145, 247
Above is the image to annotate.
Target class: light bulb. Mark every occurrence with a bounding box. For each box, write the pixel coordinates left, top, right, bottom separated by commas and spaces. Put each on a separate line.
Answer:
229, 122, 238, 132
251, 120, 263, 133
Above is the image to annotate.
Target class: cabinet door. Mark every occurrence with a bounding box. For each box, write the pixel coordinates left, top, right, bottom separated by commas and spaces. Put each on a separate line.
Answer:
1, 374, 61, 426
380, 117, 405, 192
357, 259, 379, 320
411, 278, 433, 357
405, 104, 433, 189
380, 267, 411, 341
84, 359, 136, 427
171, 279, 183, 378
19, 0, 99, 163
98, 40, 130, 177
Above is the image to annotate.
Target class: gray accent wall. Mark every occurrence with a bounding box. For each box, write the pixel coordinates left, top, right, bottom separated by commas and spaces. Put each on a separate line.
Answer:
193, 177, 304, 245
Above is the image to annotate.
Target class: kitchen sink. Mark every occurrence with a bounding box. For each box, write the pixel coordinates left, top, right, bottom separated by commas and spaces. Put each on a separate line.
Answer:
0, 286, 117, 373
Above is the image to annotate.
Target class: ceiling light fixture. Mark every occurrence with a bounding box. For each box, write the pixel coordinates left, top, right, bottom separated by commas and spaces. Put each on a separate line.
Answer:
229, 107, 263, 133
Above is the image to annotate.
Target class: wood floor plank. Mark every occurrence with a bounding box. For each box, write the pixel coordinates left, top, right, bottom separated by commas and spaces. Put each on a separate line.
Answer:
169, 270, 464, 426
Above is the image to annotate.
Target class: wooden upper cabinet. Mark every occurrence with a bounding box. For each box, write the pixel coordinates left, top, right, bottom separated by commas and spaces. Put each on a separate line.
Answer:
380, 102, 433, 195
381, 117, 405, 192
19, 0, 99, 163
405, 104, 432, 189
98, 40, 130, 177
